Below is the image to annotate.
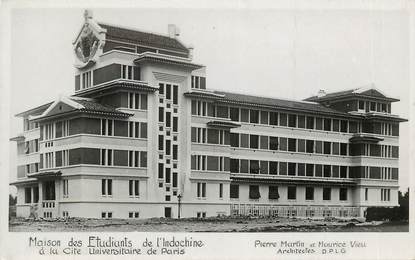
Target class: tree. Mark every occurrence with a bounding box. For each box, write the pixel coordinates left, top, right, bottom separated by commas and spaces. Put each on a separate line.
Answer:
9, 194, 17, 206
398, 189, 409, 220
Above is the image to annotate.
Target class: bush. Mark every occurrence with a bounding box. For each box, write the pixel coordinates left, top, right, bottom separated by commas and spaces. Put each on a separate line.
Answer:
366, 189, 409, 221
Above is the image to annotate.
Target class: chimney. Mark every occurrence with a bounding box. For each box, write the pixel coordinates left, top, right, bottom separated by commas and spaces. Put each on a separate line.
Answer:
84, 9, 93, 22
188, 44, 194, 59
168, 24, 180, 38
317, 89, 326, 98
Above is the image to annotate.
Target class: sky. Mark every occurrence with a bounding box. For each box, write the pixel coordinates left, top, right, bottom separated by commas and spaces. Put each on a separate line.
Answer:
8, 7, 410, 193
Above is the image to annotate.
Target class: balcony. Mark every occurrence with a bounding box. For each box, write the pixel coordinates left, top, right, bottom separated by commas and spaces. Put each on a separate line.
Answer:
42, 200, 56, 208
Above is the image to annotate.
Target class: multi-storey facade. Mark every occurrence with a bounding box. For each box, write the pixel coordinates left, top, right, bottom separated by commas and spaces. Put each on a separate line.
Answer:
10, 12, 407, 219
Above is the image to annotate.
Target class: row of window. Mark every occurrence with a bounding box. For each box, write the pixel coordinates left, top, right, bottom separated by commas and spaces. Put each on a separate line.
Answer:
127, 92, 148, 110
158, 136, 179, 159
230, 159, 350, 178
196, 182, 223, 199
380, 189, 391, 201
100, 149, 147, 168
358, 100, 390, 114
230, 133, 350, 156
101, 179, 140, 197
24, 139, 39, 154
79, 65, 140, 90
158, 83, 179, 105
158, 108, 179, 131
191, 155, 229, 172
191, 101, 360, 133
191, 127, 229, 145
230, 185, 348, 201
23, 118, 39, 131
158, 163, 179, 187
191, 76, 206, 89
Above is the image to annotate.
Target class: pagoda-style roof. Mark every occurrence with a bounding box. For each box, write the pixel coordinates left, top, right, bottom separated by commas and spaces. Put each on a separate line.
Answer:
134, 52, 204, 70
73, 79, 157, 98
304, 85, 400, 103
99, 23, 189, 54
30, 96, 132, 122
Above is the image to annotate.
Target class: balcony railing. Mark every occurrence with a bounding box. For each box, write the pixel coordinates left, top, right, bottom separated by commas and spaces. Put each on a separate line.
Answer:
42, 200, 55, 208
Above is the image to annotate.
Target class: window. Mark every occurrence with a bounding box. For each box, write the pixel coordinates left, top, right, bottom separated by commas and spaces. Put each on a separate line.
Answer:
240, 134, 249, 148
101, 212, 113, 219
165, 140, 171, 155
239, 159, 248, 173
128, 180, 139, 197
217, 106, 229, 118
287, 186, 296, 200
306, 116, 314, 129
332, 119, 340, 132
172, 172, 178, 187
230, 133, 239, 147
340, 120, 348, 133
306, 164, 314, 176
298, 115, 305, 128
250, 110, 259, 123
381, 188, 390, 201
270, 112, 278, 125
297, 163, 305, 176
315, 117, 323, 130
166, 84, 171, 100
305, 187, 314, 200
288, 163, 296, 176
269, 137, 278, 150
173, 145, 178, 160
63, 180, 69, 198
101, 179, 112, 196
288, 114, 297, 127
127, 92, 147, 110
166, 112, 171, 127
315, 164, 323, 177
306, 140, 314, 153
279, 162, 287, 175
323, 187, 331, 200
173, 117, 178, 132
240, 109, 249, 122
230, 107, 239, 121
268, 186, 279, 200
323, 165, 331, 177
339, 188, 348, 201
365, 188, 368, 201
230, 184, 239, 199
324, 118, 331, 131
250, 135, 259, 149
173, 85, 178, 104
358, 100, 365, 110
230, 159, 239, 173
197, 182, 206, 198
340, 143, 348, 156
288, 138, 296, 152
129, 212, 140, 218
249, 185, 260, 199
260, 111, 269, 124
340, 166, 348, 178
249, 160, 259, 174
370, 102, 376, 111
269, 161, 278, 175
25, 187, 31, 203
100, 149, 113, 166
219, 183, 223, 198
81, 71, 92, 89
323, 142, 331, 155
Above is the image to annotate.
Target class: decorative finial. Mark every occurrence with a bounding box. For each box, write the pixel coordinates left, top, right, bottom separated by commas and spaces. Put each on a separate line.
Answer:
84, 9, 93, 22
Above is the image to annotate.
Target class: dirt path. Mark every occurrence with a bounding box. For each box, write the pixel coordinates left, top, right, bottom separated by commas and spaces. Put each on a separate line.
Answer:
9, 217, 408, 232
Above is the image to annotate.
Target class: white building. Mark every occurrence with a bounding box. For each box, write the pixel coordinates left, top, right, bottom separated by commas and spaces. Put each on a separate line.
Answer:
10, 12, 407, 219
